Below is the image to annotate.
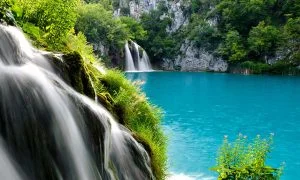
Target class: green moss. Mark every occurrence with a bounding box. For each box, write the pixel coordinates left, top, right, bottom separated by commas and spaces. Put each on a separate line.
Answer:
62, 52, 95, 98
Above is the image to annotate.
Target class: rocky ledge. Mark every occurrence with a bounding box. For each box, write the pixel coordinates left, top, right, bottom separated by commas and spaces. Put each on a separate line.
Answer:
162, 40, 228, 72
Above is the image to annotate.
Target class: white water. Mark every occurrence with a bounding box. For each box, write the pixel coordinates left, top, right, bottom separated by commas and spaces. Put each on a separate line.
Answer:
167, 172, 215, 180
0, 139, 23, 180
0, 24, 153, 180
124, 41, 152, 72
125, 41, 136, 71
134, 42, 140, 69
140, 50, 152, 71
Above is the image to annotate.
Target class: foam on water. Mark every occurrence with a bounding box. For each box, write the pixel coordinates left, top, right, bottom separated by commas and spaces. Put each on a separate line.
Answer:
167, 172, 215, 180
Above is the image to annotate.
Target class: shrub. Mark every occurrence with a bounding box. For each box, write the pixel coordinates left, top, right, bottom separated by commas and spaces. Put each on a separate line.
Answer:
12, 0, 80, 50
211, 134, 283, 180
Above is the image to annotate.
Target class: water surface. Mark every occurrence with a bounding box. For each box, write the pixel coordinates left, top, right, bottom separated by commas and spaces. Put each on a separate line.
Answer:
126, 72, 300, 180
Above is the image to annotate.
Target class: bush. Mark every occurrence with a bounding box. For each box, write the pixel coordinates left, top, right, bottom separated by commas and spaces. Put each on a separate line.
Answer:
211, 134, 283, 180
12, 0, 80, 50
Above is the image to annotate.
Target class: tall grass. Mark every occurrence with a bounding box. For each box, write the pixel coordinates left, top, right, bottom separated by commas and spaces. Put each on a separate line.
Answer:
99, 70, 167, 180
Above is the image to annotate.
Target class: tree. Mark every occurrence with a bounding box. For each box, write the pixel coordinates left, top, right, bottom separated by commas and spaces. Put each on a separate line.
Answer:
138, 3, 178, 62
75, 3, 129, 49
14, 0, 80, 49
214, 0, 276, 35
186, 14, 221, 51
283, 17, 300, 64
218, 30, 247, 62
248, 21, 282, 61
119, 16, 147, 41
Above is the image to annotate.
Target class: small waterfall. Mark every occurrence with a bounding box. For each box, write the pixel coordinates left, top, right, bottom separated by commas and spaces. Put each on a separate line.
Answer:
0, 25, 154, 180
125, 41, 136, 71
133, 42, 140, 69
124, 41, 152, 72
140, 49, 152, 71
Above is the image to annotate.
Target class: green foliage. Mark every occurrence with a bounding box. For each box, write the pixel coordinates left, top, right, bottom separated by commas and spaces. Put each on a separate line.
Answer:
186, 14, 221, 51
214, 0, 276, 35
99, 70, 167, 180
120, 16, 147, 41
65, 30, 99, 63
13, 0, 80, 50
206, 0, 300, 69
0, 0, 15, 25
283, 17, 300, 64
139, 4, 179, 62
218, 30, 247, 62
84, 0, 113, 10
75, 3, 129, 50
212, 134, 283, 180
248, 21, 282, 60
21, 22, 46, 47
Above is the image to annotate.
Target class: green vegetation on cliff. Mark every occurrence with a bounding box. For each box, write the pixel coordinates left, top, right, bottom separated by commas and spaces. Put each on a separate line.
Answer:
136, 0, 300, 73
0, 0, 167, 179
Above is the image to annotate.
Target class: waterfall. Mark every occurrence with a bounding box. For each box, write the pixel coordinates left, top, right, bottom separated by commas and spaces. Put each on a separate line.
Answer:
0, 25, 154, 180
124, 41, 152, 72
140, 49, 152, 71
133, 42, 140, 69
125, 41, 136, 71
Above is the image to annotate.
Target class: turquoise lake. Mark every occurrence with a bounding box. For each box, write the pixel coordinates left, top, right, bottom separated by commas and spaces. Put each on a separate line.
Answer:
126, 72, 300, 180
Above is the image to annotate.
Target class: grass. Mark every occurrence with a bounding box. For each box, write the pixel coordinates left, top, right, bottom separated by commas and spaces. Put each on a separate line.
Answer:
99, 70, 167, 180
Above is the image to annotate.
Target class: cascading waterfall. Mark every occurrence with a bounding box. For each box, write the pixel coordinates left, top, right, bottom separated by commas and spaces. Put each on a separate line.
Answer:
140, 50, 152, 71
124, 41, 152, 72
133, 42, 140, 69
0, 24, 154, 180
125, 41, 136, 71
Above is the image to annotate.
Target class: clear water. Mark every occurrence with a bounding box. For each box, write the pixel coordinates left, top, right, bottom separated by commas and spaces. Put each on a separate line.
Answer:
126, 72, 300, 180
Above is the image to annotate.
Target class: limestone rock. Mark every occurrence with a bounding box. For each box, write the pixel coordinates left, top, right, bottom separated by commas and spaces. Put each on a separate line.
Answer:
163, 40, 228, 72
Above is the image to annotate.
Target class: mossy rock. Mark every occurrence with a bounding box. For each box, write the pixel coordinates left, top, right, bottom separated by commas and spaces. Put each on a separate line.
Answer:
97, 92, 115, 112
63, 52, 95, 98
47, 52, 95, 99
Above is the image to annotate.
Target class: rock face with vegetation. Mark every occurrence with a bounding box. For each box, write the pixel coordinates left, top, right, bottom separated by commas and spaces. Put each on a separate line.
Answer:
163, 40, 228, 71
112, 0, 300, 74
